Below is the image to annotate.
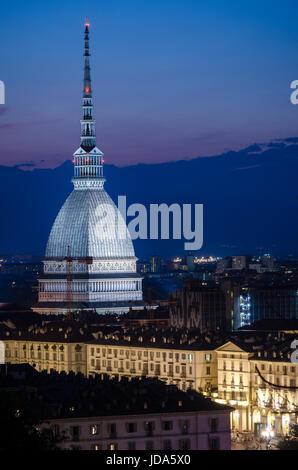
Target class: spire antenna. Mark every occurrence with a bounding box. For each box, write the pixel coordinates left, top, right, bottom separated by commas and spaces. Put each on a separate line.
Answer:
72, 21, 106, 189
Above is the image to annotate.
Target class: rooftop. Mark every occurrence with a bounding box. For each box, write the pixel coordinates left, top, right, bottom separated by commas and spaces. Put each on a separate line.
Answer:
0, 364, 233, 419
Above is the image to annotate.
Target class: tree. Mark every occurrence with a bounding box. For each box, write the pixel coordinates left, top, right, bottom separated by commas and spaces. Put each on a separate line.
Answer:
278, 425, 298, 451
0, 391, 63, 450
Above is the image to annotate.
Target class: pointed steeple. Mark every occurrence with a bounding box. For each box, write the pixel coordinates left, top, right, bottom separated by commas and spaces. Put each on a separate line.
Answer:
72, 19, 105, 190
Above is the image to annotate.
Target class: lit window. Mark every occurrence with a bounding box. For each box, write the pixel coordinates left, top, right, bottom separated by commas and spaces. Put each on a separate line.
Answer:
90, 424, 99, 435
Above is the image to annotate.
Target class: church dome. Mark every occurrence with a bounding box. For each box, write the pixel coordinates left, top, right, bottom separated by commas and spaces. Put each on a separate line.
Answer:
45, 189, 135, 259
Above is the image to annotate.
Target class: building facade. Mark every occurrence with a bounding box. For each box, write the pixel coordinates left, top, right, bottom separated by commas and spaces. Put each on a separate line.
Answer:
2, 337, 217, 395
216, 341, 298, 437
35, 22, 143, 315
47, 409, 231, 451
87, 341, 217, 394
169, 280, 228, 331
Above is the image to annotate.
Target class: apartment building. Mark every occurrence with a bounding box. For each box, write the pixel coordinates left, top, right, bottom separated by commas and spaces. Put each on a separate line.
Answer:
87, 340, 217, 393
1, 323, 222, 394
50, 408, 231, 451
42, 374, 232, 451
216, 338, 298, 436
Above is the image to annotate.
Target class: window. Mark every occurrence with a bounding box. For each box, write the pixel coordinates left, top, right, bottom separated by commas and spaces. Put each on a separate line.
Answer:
90, 424, 99, 435
90, 348, 94, 356
91, 444, 102, 450
163, 440, 172, 450
209, 438, 219, 450
205, 354, 212, 362
146, 441, 154, 450
107, 423, 117, 437
210, 418, 218, 432
180, 420, 189, 434
206, 366, 210, 375
127, 442, 136, 450
144, 421, 154, 436
71, 426, 81, 441
162, 421, 173, 431
178, 439, 190, 450
126, 422, 137, 433
108, 443, 118, 450
188, 354, 193, 364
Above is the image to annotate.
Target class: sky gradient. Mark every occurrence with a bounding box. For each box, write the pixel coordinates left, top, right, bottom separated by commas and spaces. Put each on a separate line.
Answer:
1, 0, 298, 168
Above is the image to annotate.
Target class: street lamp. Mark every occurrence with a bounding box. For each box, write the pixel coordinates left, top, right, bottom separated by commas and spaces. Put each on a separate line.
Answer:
262, 426, 275, 450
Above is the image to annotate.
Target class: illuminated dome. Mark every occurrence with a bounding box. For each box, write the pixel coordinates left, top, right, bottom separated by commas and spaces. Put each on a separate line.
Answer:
35, 21, 144, 315
46, 189, 135, 260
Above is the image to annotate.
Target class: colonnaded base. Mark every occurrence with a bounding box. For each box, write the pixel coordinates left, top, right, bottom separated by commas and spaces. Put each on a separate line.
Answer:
33, 300, 148, 316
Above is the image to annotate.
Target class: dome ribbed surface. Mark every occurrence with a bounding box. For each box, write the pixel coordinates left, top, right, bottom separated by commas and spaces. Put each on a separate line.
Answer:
46, 189, 135, 259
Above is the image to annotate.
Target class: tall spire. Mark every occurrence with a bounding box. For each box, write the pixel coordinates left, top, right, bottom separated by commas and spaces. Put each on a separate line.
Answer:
81, 18, 95, 151
72, 19, 105, 190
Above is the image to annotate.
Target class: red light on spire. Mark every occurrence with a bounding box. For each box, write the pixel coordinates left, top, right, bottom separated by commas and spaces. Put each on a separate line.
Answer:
85, 16, 90, 27
85, 87, 89, 93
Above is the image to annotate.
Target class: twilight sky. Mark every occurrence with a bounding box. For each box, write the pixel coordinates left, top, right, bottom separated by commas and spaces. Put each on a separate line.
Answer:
1, 0, 298, 168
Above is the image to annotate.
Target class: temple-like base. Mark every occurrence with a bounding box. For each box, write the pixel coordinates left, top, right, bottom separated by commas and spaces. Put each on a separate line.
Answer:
33, 300, 148, 315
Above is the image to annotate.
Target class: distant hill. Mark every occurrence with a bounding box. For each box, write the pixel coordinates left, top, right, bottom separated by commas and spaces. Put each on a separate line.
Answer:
1, 138, 298, 259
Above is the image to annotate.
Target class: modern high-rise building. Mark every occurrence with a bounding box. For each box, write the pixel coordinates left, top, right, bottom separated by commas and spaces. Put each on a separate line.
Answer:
170, 280, 227, 331
35, 22, 144, 315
